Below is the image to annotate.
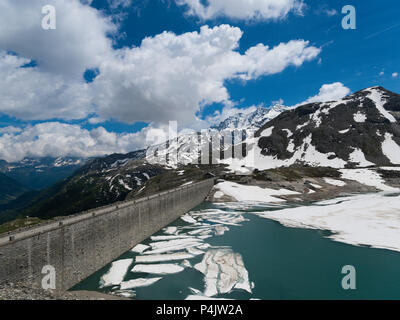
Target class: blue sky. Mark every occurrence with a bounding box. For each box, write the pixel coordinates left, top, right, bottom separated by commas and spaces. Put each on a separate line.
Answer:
0, 0, 398, 161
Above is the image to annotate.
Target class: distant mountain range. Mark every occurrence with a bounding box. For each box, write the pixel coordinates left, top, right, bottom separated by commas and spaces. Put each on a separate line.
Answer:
211, 105, 291, 131
0, 157, 87, 190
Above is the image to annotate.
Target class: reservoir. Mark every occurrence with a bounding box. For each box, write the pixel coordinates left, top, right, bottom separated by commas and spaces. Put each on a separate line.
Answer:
72, 195, 400, 300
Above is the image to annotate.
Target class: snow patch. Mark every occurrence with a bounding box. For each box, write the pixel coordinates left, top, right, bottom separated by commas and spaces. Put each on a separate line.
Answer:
215, 181, 299, 203
340, 169, 398, 191
260, 126, 274, 137
323, 178, 346, 187
367, 88, 396, 122
348, 148, 374, 166
353, 112, 366, 123
382, 133, 400, 165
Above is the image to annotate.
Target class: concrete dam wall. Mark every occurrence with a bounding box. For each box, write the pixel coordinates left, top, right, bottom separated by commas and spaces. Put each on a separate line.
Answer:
0, 179, 214, 291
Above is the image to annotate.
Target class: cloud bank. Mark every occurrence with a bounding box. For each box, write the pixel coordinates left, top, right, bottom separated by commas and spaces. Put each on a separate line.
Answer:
0, 0, 323, 162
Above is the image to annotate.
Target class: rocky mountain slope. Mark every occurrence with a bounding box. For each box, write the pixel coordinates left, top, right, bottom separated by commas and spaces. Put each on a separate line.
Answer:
251, 86, 400, 170
17, 152, 164, 220
0, 173, 29, 205
146, 86, 400, 172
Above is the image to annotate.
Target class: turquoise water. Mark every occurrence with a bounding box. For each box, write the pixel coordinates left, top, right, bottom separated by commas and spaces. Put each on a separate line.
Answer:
72, 201, 400, 300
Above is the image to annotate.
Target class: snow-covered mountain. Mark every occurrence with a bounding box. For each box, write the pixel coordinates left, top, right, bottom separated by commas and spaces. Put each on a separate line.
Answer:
236, 86, 400, 172
212, 105, 291, 131
146, 86, 400, 172
145, 105, 291, 167
0, 157, 88, 190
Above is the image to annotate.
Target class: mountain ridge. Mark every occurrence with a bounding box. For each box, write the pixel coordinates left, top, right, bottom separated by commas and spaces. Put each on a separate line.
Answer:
2, 85, 400, 224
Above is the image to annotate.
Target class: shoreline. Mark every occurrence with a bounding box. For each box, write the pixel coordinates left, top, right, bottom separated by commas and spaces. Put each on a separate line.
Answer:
0, 282, 133, 300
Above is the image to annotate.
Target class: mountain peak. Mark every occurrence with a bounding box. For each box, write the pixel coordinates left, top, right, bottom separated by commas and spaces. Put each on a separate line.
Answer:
212, 104, 291, 131
352, 86, 395, 97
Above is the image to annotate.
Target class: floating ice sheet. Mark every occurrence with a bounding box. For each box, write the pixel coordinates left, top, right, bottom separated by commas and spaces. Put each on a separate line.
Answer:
100, 259, 133, 287
135, 252, 194, 263
131, 244, 149, 253
132, 264, 185, 275
163, 226, 178, 235
194, 249, 252, 297
181, 214, 197, 224
256, 192, 400, 252
120, 277, 162, 290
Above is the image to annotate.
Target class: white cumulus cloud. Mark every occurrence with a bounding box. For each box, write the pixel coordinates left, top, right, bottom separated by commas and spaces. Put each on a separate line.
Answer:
300, 82, 351, 105
0, 2, 320, 126
92, 25, 320, 126
0, 52, 93, 120
176, 0, 305, 20
0, 122, 168, 162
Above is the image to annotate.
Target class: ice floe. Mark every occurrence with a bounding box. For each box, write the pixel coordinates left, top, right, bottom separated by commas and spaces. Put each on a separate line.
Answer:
135, 252, 195, 263
256, 192, 400, 252
113, 290, 136, 298
214, 181, 299, 203
194, 249, 252, 297
187, 247, 205, 256
150, 235, 193, 241
182, 260, 192, 268
100, 259, 133, 287
163, 226, 178, 235
143, 238, 205, 255
120, 277, 162, 290
132, 264, 185, 275
181, 214, 197, 224
131, 244, 150, 253
323, 178, 346, 187
185, 295, 233, 300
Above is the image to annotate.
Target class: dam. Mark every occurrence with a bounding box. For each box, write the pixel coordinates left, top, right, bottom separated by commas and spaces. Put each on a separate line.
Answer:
0, 179, 214, 291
